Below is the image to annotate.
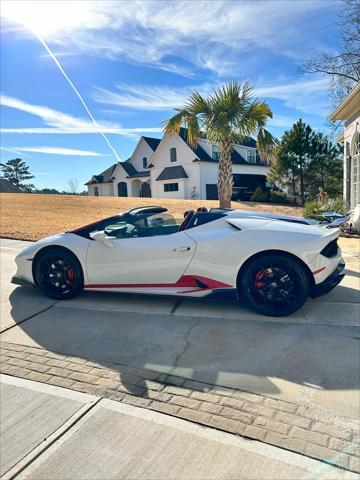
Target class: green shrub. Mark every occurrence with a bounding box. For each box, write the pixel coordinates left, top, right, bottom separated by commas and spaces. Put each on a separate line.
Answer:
304, 197, 346, 220
251, 188, 289, 204
250, 188, 268, 202
268, 191, 289, 204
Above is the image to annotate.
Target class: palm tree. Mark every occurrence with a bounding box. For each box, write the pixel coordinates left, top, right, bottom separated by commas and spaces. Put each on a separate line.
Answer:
163, 81, 277, 208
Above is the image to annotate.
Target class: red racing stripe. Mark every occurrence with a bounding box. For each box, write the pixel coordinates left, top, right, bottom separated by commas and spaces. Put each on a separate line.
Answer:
312, 267, 326, 275
84, 275, 232, 290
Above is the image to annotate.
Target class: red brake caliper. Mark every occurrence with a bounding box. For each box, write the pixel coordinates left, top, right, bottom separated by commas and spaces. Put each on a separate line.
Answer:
255, 270, 266, 289
66, 267, 75, 286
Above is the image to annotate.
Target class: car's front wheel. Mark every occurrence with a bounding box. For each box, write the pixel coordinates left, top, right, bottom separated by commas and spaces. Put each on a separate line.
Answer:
34, 248, 83, 300
239, 254, 310, 317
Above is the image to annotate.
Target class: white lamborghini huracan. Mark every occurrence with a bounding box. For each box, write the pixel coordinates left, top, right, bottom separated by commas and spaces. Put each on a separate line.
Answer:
12, 206, 346, 317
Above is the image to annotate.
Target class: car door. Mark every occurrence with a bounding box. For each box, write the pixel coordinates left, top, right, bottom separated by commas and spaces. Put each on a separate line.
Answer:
86, 227, 196, 289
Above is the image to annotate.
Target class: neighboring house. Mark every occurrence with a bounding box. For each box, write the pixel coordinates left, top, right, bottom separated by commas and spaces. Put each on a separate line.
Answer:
329, 82, 360, 209
0, 179, 22, 193
86, 128, 270, 200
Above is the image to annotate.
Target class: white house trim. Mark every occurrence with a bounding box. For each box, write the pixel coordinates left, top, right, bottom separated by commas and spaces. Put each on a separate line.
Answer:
86, 129, 271, 200
329, 82, 360, 208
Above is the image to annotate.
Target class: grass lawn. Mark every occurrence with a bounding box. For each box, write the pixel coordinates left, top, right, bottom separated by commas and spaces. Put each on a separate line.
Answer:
0, 193, 303, 241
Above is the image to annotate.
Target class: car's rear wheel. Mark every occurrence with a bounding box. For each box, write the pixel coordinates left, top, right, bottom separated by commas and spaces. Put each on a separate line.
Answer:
34, 248, 83, 300
239, 254, 310, 317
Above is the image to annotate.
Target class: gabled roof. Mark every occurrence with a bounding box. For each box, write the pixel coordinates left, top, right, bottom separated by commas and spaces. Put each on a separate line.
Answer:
142, 136, 161, 151
178, 127, 255, 164
85, 159, 152, 185
85, 164, 117, 185
156, 165, 189, 181
120, 160, 137, 177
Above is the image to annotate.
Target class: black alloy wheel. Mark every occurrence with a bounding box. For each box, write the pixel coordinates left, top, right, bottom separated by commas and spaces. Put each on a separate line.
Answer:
34, 248, 83, 300
240, 254, 310, 317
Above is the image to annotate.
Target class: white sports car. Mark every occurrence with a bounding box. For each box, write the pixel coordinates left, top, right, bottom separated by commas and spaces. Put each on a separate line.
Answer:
12, 206, 346, 317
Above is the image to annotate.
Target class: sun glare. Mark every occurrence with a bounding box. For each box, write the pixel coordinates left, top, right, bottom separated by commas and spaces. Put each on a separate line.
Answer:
2, 1, 94, 37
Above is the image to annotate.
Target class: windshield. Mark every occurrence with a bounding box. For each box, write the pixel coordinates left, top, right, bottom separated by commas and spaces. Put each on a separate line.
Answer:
71, 211, 178, 239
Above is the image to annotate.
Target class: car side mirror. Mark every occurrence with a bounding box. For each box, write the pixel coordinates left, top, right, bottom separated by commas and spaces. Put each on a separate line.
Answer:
89, 231, 114, 248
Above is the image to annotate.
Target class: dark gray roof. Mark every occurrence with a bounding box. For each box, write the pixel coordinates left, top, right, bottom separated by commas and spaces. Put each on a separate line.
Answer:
156, 166, 189, 181
130, 171, 150, 178
178, 127, 257, 165
241, 136, 257, 148
142, 136, 161, 151
85, 164, 117, 184
0, 178, 22, 193
120, 160, 137, 177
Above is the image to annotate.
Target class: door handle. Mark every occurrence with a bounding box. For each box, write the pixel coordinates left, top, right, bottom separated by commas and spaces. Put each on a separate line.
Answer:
174, 246, 191, 252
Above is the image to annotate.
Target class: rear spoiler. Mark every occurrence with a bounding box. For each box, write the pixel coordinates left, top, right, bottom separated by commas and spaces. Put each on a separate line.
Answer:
323, 215, 350, 229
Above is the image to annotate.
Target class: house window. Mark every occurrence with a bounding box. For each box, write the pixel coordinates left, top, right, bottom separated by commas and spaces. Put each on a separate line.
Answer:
170, 148, 177, 162
142, 157, 147, 169
352, 132, 360, 157
212, 144, 220, 160
164, 183, 179, 192
94, 186, 99, 196
351, 132, 360, 207
247, 149, 256, 163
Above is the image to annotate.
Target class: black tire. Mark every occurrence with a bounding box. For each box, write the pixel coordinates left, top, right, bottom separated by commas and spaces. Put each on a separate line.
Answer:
34, 248, 83, 300
239, 254, 310, 317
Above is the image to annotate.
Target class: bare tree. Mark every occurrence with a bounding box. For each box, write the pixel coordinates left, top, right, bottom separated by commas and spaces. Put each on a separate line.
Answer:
302, 0, 360, 109
67, 178, 79, 195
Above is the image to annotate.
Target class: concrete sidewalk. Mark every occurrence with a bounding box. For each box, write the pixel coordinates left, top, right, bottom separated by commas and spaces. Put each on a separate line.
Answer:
0, 374, 356, 480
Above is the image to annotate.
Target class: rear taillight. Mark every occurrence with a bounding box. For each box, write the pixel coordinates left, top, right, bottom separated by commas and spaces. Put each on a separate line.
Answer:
320, 239, 339, 258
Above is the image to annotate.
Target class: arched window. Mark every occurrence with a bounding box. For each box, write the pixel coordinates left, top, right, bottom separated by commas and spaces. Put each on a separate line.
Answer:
170, 148, 177, 162
352, 131, 360, 157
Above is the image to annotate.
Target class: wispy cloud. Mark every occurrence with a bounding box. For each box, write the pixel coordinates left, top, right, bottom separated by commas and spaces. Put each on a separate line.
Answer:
0, 145, 33, 157
0, 95, 162, 136
94, 77, 329, 116
14, 146, 108, 156
1, 127, 163, 135
254, 78, 330, 115
93, 83, 213, 110
2, 0, 336, 77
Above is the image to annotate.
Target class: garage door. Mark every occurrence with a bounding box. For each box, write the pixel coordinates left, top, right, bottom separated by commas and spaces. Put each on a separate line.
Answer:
206, 184, 218, 200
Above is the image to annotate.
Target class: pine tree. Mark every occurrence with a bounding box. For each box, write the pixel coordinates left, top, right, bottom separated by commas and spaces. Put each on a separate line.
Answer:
0, 158, 35, 189
269, 122, 343, 203
268, 120, 314, 205
308, 133, 343, 198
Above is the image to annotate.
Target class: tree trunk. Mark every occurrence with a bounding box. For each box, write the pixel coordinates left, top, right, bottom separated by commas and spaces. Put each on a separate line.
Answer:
218, 140, 233, 209
299, 154, 305, 205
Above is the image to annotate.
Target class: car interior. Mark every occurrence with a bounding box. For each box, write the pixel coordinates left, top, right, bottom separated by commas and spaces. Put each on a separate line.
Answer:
72, 206, 227, 240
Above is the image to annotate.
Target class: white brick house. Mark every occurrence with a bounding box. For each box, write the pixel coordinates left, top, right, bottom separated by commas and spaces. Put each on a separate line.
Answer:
86, 128, 270, 200
329, 82, 360, 209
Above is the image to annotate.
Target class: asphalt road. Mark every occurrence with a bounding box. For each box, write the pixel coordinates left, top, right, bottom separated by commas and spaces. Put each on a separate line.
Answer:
1, 375, 356, 480
1, 238, 359, 421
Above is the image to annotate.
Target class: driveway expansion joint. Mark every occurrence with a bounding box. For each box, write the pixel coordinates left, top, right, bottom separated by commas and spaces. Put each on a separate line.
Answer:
1, 391, 101, 480
0, 303, 58, 334
0, 340, 359, 474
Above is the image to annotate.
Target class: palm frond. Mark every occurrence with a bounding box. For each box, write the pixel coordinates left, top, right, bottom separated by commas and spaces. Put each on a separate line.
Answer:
185, 91, 210, 116
257, 128, 278, 163
161, 109, 188, 135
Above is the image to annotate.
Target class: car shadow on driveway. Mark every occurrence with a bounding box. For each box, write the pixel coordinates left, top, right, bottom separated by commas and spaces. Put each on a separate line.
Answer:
4, 283, 360, 414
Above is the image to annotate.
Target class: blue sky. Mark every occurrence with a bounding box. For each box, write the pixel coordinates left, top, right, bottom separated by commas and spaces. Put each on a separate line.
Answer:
0, 0, 339, 190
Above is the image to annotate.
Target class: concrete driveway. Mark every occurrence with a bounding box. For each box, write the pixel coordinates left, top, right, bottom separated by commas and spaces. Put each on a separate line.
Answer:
1, 238, 359, 421
2, 375, 355, 480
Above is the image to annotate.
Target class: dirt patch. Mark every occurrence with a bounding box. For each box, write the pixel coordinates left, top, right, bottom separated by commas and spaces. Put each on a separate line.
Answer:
0, 193, 303, 241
